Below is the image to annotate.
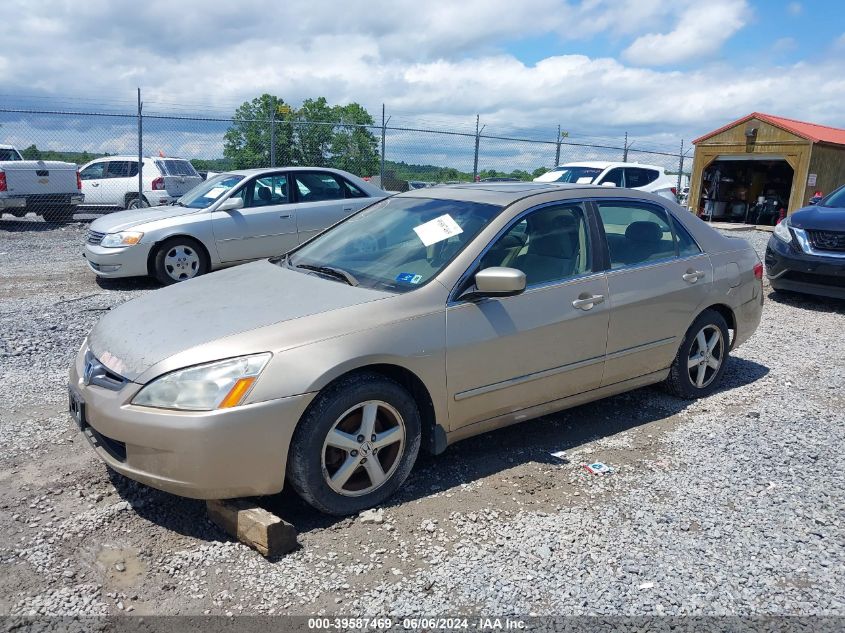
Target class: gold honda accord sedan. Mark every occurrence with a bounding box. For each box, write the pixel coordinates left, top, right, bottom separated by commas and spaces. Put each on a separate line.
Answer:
69, 183, 763, 515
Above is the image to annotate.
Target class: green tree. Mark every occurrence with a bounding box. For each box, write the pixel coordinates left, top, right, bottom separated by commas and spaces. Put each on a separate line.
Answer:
223, 94, 294, 169
329, 103, 379, 177
21, 144, 42, 160
532, 166, 548, 178
291, 97, 335, 167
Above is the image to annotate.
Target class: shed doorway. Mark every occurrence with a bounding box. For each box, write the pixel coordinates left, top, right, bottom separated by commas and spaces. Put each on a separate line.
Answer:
698, 156, 794, 224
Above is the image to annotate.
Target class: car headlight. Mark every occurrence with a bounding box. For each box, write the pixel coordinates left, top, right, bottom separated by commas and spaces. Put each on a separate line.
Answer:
773, 218, 791, 243
132, 353, 271, 411
100, 231, 144, 248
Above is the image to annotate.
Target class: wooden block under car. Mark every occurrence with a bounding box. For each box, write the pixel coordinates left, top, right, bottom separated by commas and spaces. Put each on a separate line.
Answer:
206, 498, 298, 557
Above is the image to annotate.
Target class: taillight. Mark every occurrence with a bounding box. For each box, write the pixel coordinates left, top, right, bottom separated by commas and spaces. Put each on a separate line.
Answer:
671, 187, 677, 196
152, 176, 165, 190
753, 262, 763, 280
76, 171, 82, 190
0, 172, 6, 192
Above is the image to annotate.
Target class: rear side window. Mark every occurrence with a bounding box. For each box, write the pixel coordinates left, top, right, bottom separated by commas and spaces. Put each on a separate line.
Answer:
624, 168, 659, 188
105, 161, 132, 178
672, 217, 702, 257
341, 178, 368, 198
0, 148, 22, 161
597, 201, 675, 269
293, 172, 344, 202
80, 163, 106, 180
157, 159, 199, 177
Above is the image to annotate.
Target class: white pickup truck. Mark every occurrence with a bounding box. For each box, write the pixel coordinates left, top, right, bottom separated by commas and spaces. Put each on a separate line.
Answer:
0, 145, 84, 222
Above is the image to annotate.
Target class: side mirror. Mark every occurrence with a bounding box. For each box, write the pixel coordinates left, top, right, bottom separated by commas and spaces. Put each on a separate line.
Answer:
601, 181, 617, 188
217, 196, 244, 212
808, 198, 819, 205
459, 267, 526, 301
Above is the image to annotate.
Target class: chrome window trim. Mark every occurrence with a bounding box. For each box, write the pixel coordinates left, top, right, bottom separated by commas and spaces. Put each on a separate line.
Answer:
447, 198, 597, 305
603, 252, 708, 277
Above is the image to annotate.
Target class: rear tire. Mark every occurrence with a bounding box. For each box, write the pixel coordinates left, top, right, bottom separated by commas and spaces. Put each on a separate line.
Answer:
126, 196, 149, 210
152, 237, 209, 285
287, 372, 421, 516
41, 208, 76, 224
665, 309, 730, 399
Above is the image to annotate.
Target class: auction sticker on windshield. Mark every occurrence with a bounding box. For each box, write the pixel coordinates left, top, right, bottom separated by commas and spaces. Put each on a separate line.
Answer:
413, 214, 463, 246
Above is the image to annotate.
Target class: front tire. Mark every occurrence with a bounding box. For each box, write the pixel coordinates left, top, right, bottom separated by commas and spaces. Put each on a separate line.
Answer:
665, 309, 730, 399
287, 372, 421, 515
152, 237, 209, 285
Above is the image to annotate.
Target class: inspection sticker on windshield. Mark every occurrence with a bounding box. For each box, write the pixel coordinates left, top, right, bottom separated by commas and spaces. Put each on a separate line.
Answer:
413, 214, 463, 246
396, 272, 423, 284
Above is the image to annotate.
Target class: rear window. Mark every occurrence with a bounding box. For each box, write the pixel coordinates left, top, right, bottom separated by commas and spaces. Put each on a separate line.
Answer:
156, 159, 199, 177
0, 148, 22, 161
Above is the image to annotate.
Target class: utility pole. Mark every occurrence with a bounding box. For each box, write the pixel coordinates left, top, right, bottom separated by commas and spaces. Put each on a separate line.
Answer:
623, 132, 628, 162
380, 104, 386, 185
137, 88, 143, 205
677, 139, 685, 202
473, 115, 484, 181
554, 125, 562, 167
270, 107, 276, 168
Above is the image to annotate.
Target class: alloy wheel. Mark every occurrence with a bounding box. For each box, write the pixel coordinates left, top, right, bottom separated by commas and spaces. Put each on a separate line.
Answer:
687, 324, 724, 389
321, 400, 406, 497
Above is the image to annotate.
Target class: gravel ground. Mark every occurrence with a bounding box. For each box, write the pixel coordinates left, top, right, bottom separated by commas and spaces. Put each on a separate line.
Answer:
0, 216, 843, 618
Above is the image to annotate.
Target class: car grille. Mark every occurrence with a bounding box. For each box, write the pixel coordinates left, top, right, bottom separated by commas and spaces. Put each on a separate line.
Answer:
782, 271, 845, 288
807, 229, 845, 252
87, 230, 106, 246
82, 350, 128, 391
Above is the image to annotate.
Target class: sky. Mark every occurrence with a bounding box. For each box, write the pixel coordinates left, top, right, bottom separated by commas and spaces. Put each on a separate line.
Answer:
2, 0, 844, 168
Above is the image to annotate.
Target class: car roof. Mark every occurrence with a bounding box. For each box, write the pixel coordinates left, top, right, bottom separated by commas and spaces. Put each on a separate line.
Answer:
223, 166, 360, 177
88, 155, 191, 161
393, 182, 613, 205
0, 144, 17, 150
555, 161, 666, 171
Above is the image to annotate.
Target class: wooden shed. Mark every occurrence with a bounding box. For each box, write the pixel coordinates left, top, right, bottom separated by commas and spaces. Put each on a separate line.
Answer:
687, 113, 845, 223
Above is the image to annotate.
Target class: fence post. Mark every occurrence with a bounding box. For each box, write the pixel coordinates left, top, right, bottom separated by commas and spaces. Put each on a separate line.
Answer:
554, 125, 561, 167
623, 132, 629, 162
137, 88, 143, 205
380, 104, 386, 185
270, 108, 276, 168
677, 139, 684, 200
473, 114, 480, 181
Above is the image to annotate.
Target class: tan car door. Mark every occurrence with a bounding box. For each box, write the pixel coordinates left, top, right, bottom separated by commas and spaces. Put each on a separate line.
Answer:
595, 199, 713, 386
446, 201, 609, 429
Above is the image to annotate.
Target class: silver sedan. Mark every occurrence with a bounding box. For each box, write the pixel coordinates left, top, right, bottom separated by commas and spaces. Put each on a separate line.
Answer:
82, 167, 386, 284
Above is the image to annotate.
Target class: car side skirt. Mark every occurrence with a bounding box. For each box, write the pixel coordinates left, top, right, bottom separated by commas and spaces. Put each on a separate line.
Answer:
444, 368, 669, 446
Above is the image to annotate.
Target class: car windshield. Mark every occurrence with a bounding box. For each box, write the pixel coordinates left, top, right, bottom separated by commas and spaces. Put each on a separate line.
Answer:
179, 174, 244, 208
549, 167, 604, 183
820, 186, 845, 208
0, 148, 21, 161
285, 197, 502, 292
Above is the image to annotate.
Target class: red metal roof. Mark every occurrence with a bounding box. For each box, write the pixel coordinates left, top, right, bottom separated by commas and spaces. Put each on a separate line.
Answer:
693, 112, 845, 146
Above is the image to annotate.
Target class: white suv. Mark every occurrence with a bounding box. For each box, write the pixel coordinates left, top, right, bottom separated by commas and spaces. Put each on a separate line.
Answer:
533, 161, 680, 201
79, 156, 202, 210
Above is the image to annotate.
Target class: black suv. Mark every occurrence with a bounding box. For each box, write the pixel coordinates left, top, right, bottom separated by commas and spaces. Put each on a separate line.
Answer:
765, 185, 845, 299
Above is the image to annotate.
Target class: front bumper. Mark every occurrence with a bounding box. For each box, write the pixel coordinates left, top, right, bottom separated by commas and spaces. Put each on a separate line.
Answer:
765, 235, 845, 299
69, 356, 316, 499
83, 241, 153, 278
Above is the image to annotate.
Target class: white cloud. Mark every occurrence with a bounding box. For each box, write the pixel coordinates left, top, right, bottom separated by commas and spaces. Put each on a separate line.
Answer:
787, 2, 802, 15
2, 0, 844, 162
623, 0, 750, 66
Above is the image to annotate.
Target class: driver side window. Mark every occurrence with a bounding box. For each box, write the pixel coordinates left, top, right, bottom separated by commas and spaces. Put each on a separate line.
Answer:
480, 203, 592, 287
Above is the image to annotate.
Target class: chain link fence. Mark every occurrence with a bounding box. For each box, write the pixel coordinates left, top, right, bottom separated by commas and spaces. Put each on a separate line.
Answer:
0, 99, 690, 226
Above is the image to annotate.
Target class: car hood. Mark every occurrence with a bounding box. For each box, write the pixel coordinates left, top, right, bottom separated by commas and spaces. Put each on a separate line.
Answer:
789, 205, 845, 231
87, 260, 392, 381
89, 205, 202, 233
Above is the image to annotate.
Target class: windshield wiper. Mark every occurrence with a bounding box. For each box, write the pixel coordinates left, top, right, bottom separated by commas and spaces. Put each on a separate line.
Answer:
294, 263, 358, 286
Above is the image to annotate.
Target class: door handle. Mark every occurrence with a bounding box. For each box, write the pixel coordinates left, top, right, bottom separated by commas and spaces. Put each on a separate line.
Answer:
91, 183, 99, 187
572, 294, 605, 310
279, 214, 291, 219
343, 207, 354, 213
682, 270, 705, 283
